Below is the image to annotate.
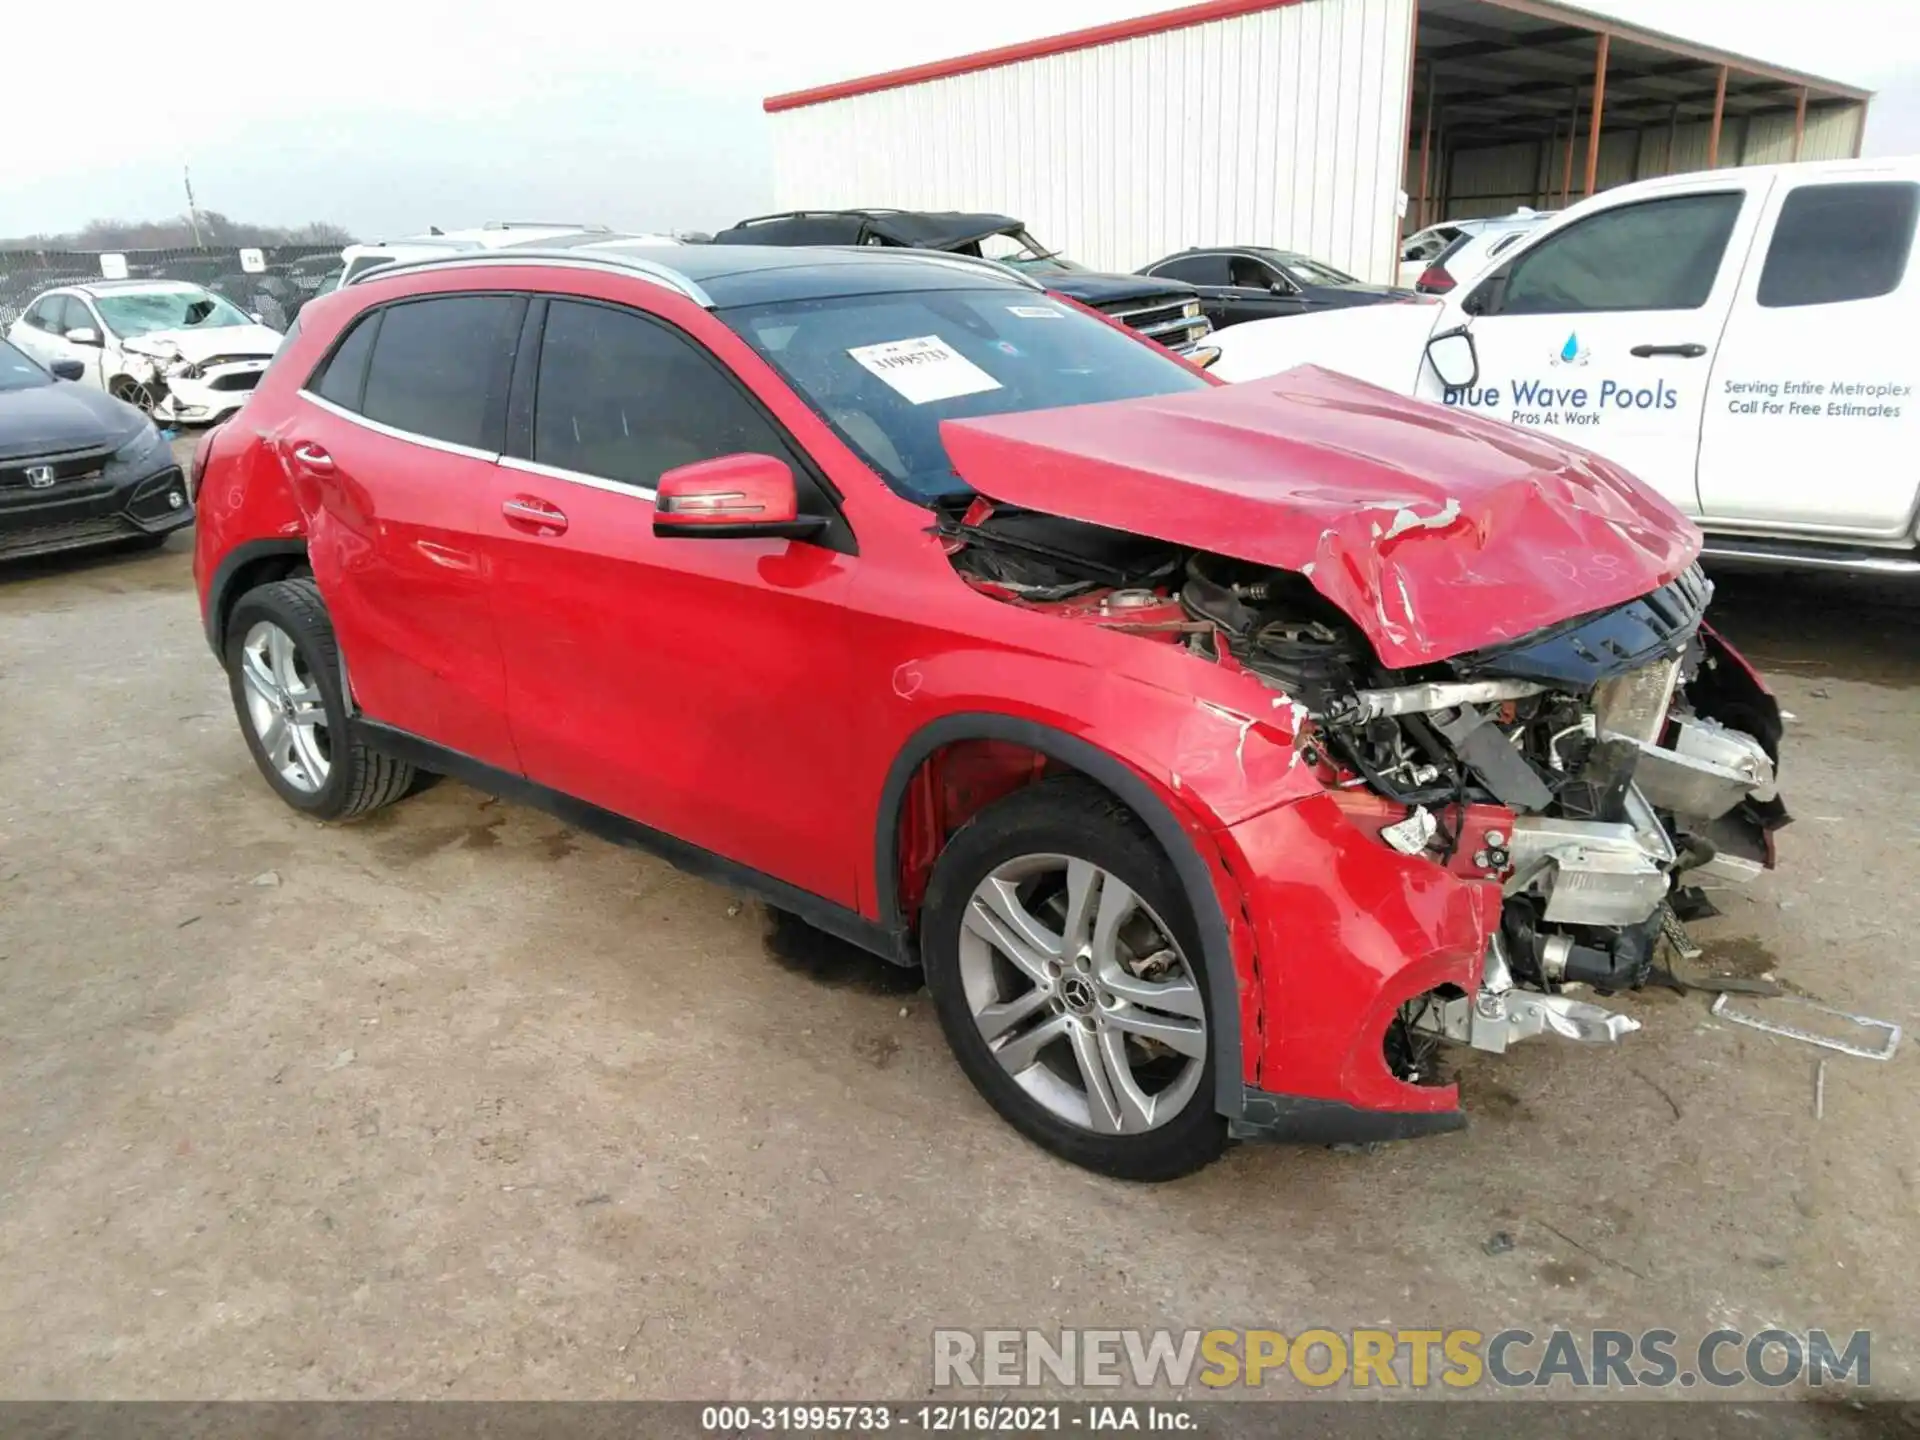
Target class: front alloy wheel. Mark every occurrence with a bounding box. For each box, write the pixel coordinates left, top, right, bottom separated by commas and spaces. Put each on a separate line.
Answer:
923, 778, 1227, 1180
959, 855, 1207, 1134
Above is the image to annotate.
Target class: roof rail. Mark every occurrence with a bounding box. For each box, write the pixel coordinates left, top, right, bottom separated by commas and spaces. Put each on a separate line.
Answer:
344, 249, 712, 306
482, 220, 612, 232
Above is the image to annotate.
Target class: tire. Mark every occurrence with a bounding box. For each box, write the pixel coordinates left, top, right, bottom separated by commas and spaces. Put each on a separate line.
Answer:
109, 376, 158, 416
223, 578, 415, 821
922, 777, 1228, 1181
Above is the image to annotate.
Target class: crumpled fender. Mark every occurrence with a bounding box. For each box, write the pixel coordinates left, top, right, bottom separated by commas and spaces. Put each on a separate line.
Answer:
1215, 791, 1502, 1114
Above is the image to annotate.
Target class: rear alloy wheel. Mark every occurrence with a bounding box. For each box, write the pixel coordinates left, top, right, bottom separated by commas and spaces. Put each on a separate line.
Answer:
223, 578, 416, 820
923, 779, 1226, 1180
238, 620, 332, 794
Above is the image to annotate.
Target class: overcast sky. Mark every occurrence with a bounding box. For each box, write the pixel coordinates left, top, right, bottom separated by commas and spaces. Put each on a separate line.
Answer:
3, 0, 1915, 241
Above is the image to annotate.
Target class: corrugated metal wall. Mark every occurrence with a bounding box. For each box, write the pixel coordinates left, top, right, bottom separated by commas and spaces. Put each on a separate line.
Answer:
769, 0, 1416, 283
1440, 103, 1866, 219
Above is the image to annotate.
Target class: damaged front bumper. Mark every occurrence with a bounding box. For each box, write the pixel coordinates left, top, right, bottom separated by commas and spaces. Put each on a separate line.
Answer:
123, 344, 273, 425
1221, 568, 1787, 1139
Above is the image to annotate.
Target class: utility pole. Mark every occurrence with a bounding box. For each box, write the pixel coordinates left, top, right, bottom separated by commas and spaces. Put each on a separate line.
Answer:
183, 166, 204, 247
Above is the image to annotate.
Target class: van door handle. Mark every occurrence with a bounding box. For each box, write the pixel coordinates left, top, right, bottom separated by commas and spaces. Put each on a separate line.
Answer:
1630, 343, 1708, 359
502, 495, 568, 536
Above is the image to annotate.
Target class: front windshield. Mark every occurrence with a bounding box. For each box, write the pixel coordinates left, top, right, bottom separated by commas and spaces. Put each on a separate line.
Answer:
977, 229, 1085, 275
1276, 255, 1361, 287
723, 288, 1211, 501
0, 340, 51, 393
93, 287, 253, 338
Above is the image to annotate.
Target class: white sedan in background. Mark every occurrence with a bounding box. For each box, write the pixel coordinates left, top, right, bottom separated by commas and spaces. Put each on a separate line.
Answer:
7, 280, 283, 426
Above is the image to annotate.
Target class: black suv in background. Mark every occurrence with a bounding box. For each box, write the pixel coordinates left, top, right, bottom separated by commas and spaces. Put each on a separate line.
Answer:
712, 210, 1213, 355
1138, 247, 1413, 329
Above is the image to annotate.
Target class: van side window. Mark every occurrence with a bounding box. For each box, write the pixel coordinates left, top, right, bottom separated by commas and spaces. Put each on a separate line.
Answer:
1491, 193, 1742, 315
531, 299, 803, 491
361, 296, 519, 450
1757, 182, 1919, 309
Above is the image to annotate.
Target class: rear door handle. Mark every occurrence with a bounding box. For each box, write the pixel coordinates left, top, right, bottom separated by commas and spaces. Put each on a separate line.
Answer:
502, 494, 568, 535
290, 441, 334, 471
1630, 343, 1708, 359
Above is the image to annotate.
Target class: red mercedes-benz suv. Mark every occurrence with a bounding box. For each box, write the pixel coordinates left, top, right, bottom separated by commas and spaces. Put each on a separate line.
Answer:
194, 243, 1786, 1179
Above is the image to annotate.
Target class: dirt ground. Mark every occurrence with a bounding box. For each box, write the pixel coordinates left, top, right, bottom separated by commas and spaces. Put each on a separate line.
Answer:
2, 478, 1917, 1401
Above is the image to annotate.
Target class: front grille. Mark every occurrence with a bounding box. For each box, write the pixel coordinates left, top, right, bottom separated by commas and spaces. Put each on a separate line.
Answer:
1096, 293, 1210, 348
206, 370, 263, 393
0, 447, 110, 491
0, 514, 137, 559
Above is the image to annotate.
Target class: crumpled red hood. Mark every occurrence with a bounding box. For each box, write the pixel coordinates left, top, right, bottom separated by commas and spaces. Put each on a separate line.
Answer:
939, 365, 1702, 668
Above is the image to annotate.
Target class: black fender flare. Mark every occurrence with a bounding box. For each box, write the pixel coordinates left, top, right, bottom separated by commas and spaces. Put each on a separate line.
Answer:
203, 538, 309, 656
873, 712, 1246, 1119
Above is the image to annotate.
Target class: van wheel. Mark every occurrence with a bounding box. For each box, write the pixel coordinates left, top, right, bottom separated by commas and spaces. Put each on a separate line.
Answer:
224, 578, 415, 820
921, 778, 1227, 1181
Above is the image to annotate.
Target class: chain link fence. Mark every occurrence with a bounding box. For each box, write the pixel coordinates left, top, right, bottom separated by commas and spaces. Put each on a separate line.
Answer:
0, 245, 343, 334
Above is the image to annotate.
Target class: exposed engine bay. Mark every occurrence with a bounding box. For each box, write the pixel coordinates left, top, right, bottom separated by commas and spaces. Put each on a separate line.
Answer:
940, 497, 1789, 1075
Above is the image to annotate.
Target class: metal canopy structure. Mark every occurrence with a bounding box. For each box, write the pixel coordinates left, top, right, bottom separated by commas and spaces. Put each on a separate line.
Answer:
1408, 0, 1872, 226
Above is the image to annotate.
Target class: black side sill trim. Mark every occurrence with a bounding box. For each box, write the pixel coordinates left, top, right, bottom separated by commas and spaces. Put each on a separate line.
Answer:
1229, 1087, 1467, 1145
354, 720, 911, 966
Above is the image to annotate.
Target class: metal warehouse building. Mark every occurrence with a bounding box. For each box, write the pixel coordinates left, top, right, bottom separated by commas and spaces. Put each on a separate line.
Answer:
763, 0, 1870, 283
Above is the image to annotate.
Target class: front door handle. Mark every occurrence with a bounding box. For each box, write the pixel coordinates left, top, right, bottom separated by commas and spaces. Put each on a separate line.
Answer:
1630, 342, 1708, 359
502, 494, 568, 536
290, 441, 334, 471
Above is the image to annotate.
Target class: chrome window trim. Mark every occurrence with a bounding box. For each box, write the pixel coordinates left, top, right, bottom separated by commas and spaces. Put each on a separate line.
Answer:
498, 454, 656, 503
297, 390, 502, 462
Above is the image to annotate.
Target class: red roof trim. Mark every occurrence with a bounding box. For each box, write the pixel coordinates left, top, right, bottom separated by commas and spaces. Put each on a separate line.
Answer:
763, 0, 1306, 113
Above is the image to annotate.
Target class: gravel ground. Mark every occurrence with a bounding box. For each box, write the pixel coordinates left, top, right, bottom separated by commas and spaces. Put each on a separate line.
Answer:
1, 480, 1915, 1404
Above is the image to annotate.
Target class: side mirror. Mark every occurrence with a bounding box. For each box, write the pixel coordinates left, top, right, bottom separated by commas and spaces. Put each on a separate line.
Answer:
50, 359, 85, 381
1425, 325, 1480, 391
653, 453, 827, 541
65, 326, 102, 347
1268, 282, 1289, 295
250, 311, 264, 324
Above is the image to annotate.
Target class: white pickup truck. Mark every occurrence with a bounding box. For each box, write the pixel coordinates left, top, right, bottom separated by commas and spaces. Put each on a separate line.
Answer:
1210, 157, 1920, 575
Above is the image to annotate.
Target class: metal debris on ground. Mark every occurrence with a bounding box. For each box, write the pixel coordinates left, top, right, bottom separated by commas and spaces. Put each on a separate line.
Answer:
1815, 1059, 1827, 1120
1651, 906, 1782, 996
1660, 904, 1705, 961
1710, 993, 1902, 1061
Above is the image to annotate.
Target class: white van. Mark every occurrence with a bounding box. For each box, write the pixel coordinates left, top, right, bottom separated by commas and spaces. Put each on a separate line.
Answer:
1213, 157, 1920, 575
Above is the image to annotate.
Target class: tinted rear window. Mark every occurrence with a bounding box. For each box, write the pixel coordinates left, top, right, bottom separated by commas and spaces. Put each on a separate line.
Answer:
310, 314, 375, 409
1757, 181, 1919, 308
360, 296, 517, 449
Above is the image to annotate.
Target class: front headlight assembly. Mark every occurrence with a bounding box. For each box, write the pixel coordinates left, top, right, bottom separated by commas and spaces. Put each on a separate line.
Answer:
113, 424, 165, 466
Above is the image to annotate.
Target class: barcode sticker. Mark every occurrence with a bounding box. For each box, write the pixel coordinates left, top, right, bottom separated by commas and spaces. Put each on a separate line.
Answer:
847, 335, 1003, 405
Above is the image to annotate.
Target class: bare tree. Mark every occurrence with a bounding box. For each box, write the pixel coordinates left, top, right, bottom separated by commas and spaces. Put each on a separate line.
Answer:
0, 215, 355, 250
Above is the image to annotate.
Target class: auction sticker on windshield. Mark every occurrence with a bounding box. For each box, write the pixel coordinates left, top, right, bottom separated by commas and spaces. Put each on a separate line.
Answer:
848, 336, 1002, 405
